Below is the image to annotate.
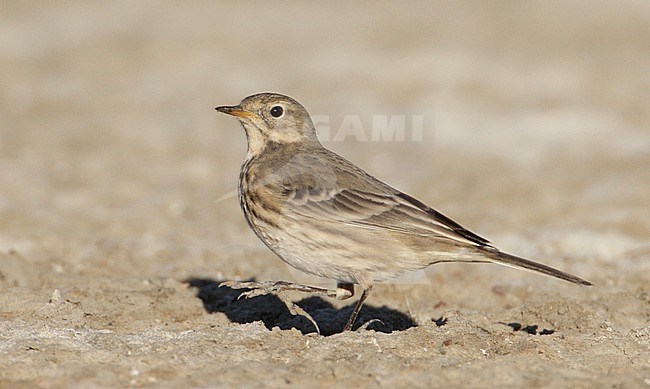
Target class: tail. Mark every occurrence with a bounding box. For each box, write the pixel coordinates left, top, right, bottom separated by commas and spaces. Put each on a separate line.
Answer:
479, 248, 593, 286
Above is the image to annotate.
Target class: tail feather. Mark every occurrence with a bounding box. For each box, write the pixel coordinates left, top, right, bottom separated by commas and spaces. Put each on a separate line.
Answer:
480, 249, 593, 286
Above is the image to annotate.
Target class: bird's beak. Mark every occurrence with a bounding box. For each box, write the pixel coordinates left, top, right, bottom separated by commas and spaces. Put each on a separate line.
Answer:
215, 105, 256, 119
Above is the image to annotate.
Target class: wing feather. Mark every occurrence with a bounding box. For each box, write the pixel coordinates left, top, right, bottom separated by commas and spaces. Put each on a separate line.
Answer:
281, 185, 492, 247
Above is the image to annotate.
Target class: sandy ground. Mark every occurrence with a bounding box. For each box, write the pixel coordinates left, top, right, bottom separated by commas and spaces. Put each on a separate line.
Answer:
1, 1, 649, 387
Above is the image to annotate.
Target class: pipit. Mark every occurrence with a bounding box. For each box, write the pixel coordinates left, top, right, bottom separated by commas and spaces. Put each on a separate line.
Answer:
215, 93, 592, 332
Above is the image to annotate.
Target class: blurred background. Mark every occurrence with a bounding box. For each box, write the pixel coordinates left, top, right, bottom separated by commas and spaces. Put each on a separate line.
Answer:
1, 0, 648, 291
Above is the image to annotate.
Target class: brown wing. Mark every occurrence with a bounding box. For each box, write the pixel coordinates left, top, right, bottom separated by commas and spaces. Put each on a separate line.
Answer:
259, 146, 491, 247
281, 185, 492, 248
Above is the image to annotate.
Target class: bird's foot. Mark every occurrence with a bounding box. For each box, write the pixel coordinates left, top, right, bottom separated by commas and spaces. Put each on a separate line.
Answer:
219, 280, 332, 334
220, 280, 336, 299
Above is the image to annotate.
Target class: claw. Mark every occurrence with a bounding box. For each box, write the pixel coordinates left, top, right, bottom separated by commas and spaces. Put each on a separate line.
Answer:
359, 318, 384, 331
237, 289, 268, 299
287, 302, 320, 335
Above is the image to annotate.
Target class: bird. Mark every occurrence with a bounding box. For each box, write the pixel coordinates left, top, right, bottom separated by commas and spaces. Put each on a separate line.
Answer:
215, 92, 592, 332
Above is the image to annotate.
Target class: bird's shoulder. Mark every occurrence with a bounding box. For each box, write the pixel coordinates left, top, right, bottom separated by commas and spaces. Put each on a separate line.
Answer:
247, 142, 380, 191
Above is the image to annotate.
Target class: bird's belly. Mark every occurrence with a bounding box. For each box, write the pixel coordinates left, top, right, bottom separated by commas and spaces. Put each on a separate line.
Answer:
250, 218, 431, 285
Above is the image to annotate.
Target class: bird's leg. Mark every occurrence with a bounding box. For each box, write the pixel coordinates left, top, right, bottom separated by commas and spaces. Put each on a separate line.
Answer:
343, 285, 373, 331
220, 280, 353, 300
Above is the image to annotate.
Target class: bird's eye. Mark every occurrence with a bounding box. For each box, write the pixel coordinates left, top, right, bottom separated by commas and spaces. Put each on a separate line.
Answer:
270, 105, 284, 118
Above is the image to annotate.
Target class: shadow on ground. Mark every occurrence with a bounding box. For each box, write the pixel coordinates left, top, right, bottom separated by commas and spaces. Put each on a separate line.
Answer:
186, 278, 417, 336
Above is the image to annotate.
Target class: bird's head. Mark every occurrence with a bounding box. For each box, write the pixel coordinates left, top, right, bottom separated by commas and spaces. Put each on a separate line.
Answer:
216, 93, 320, 156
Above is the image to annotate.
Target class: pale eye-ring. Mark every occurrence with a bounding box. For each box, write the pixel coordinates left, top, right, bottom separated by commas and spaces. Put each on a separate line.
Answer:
270, 105, 284, 118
